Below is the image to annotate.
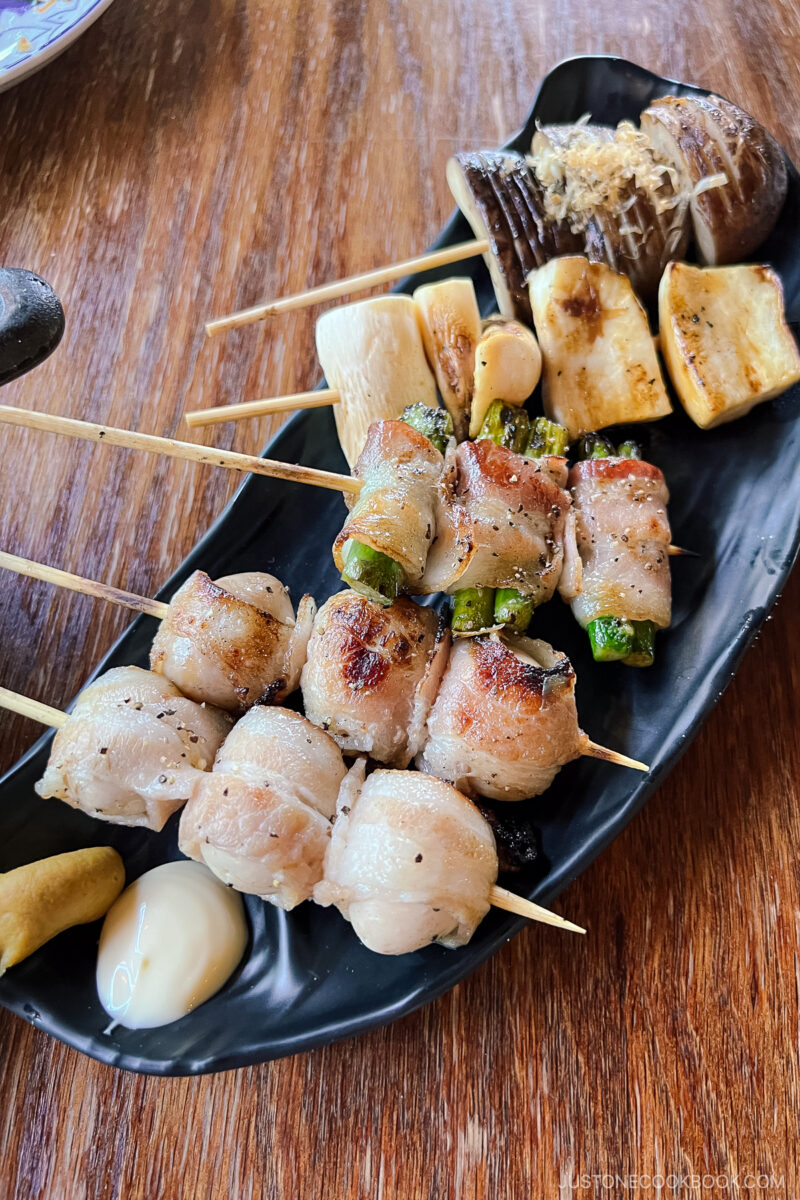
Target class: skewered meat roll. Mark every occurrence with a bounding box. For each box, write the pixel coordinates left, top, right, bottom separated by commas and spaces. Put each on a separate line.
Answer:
417, 635, 584, 801
569, 452, 671, 665
179, 707, 348, 911
35, 666, 232, 830
300, 590, 450, 767
422, 439, 574, 605
314, 763, 498, 954
150, 570, 315, 713
333, 419, 446, 593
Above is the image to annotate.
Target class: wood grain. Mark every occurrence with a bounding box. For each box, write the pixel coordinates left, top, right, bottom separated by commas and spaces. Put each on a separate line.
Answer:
1, 1, 799, 1196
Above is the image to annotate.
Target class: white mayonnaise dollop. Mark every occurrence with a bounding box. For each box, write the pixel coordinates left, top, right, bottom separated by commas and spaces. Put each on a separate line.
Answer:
96, 860, 248, 1030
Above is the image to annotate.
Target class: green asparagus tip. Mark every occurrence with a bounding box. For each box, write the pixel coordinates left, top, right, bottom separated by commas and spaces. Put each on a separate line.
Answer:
341, 541, 403, 607
494, 588, 535, 633
526, 417, 569, 458
451, 586, 496, 634
623, 620, 656, 667
478, 400, 530, 453
575, 432, 616, 461
401, 404, 453, 454
587, 617, 656, 666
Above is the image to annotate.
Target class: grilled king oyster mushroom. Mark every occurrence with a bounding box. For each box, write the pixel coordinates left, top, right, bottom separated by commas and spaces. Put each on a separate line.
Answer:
640, 94, 788, 265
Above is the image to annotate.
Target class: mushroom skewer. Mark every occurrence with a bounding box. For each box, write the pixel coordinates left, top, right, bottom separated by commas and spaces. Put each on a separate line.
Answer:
0, 685, 583, 937
0, 551, 314, 715
0, 669, 231, 830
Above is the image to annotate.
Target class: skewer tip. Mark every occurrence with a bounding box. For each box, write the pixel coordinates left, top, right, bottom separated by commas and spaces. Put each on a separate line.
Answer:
583, 740, 649, 773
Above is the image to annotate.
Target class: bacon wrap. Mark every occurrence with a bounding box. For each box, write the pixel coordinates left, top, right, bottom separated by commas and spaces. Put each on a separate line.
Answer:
332, 420, 444, 585
416, 636, 584, 801
150, 570, 315, 713
421, 439, 571, 599
569, 457, 671, 628
300, 591, 450, 768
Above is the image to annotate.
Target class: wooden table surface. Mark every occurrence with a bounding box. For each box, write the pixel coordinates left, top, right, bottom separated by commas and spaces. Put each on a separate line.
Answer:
2, 2, 799, 1196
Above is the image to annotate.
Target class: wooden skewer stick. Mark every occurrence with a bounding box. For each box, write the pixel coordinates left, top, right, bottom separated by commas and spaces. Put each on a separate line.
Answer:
0, 686, 68, 729
0, 551, 170, 620
583, 740, 649, 773
0, 405, 362, 497
185, 389, 339, 430
668, 545, 696, 557
489, 885, 585, 933
205, 239, 491, 337
0, 684, 584, 935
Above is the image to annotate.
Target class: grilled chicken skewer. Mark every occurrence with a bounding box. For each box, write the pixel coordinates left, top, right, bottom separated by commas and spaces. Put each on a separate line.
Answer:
176, 707, 585, 939
0, 668, 231, 830
301, 590, 648, 793
0, 551, 313, 714
0, 684, 583, 939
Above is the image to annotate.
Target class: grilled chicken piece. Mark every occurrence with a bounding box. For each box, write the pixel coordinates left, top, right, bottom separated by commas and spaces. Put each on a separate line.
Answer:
35, 666, 232, 831
446, 150, 582, 324
529, 256, 672, 437
659, 261, 800, 428
300, 591, 450, 767
314, 762, 498, 954
150, 570, 315, 714
333, 420, 445, 587
316, 295, 437, 468
531, 123, 691, 302
569, 458, 671, 629
417, 635, 584, 801
470, 315, 542, 439
640, 94, 787, 264
413, 278, 482, 441
421, 438, 573, 603
179, 707, 348, 911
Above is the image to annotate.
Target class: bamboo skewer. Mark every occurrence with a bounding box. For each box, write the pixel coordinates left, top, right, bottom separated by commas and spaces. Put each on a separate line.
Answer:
185, 389, 339, 430
0, 551, 170, 620
0, 687, 583, 935
204, 239, 490, 337
583, 740, 649, 772
489, 885, 585, 934
0, 687, 68, 729
0, 405, 361, 497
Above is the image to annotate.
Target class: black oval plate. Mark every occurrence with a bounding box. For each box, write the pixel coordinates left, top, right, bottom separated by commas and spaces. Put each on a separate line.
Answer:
1, 56, 799, 1076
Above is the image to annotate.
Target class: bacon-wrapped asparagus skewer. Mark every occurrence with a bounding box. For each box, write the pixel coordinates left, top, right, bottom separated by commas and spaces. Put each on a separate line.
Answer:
569, 434, 672, 666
